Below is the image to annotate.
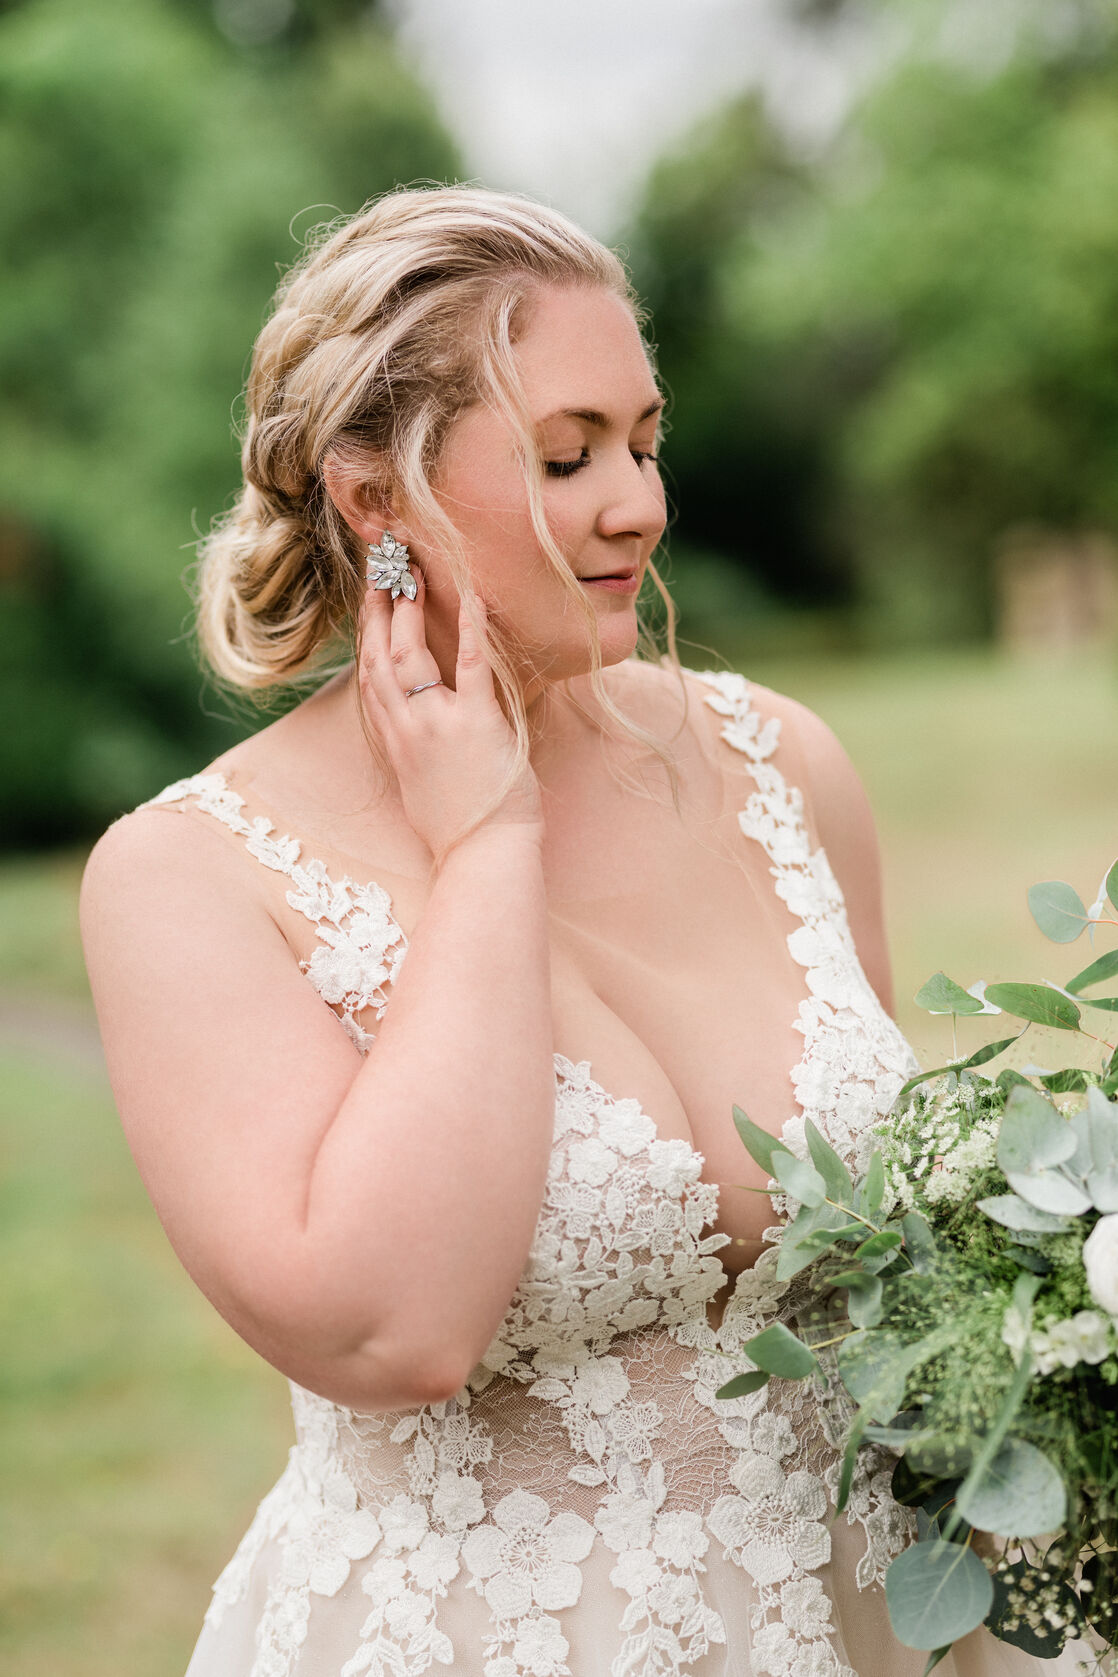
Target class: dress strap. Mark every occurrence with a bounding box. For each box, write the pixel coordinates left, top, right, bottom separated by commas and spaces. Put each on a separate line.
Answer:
144, 772, 407, 1049
691, 669, 917, 1174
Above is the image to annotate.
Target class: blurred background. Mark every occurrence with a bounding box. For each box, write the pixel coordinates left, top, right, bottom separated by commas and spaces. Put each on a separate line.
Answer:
2, 0, 1117, 1669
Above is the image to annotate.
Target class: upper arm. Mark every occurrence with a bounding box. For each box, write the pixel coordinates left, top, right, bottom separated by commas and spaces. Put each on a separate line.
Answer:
79, 807, 364, 1360
740, 682, 896, 1018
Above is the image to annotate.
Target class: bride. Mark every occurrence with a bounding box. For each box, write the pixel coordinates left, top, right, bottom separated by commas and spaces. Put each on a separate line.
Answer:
80, 186, 1078, 1676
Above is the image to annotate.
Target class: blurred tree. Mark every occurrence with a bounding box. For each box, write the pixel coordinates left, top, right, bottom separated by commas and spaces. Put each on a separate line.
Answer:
734, 5, 1118, 641
626, 95, 856, 650
0, 0, 459, 844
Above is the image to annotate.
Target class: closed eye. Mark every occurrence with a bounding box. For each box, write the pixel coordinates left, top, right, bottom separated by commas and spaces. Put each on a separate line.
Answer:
544, 451, 590, 478
545, 448, 659, 478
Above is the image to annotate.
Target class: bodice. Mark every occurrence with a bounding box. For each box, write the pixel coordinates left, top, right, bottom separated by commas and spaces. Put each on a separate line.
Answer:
151, 671, 919, 1677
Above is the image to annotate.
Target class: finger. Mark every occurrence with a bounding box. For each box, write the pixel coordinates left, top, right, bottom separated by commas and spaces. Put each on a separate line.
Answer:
359, 571, 405, 716
388, 568, 442, 695
454, 593, 496, 702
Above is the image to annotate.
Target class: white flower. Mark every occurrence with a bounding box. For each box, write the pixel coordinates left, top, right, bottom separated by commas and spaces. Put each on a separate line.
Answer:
646, 1138, 701, 1195
379, 1495, 429, 1554
432, 1471, 486, 1532
599, 1101, 656, 1156
511, 1614, 570, 1675
462, 1490, 594, 1617
1037, 1310, 1111, 1370
595, 1491, 657, 1553
568, 1357, 629, 1415
652, 1509, 709, 1568
648, 1570, 700, 1624
789, 1643, 840, 1677
609, 1547, 662, 1596
709, 1456, 830, 1586
751, 1619, 795, 1675
567, 1137, 618, 1187
780, 1575, 833, 1640
752, 1412, 797, 1460
407, 1531, 460, 1592
1084, 1214, 1118, 1316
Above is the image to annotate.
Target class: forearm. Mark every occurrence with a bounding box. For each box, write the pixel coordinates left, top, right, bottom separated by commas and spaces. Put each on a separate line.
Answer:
287, 823, 554, 1398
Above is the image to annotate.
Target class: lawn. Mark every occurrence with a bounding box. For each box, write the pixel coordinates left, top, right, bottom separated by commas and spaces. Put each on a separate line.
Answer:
1, 645, 1115, 1674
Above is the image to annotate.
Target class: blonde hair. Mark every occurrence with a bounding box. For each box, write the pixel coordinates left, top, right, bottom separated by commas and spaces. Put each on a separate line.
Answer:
196, 184, 680, 776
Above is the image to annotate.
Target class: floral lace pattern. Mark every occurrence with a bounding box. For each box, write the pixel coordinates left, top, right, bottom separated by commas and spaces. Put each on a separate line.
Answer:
153, 672, 919, 1677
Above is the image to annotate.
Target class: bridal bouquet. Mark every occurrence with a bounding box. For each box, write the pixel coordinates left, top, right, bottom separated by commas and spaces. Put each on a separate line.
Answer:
722, 862, 1118, 1670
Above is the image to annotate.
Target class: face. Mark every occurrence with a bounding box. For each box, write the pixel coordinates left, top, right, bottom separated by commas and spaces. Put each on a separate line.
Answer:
420, 283, 667, 688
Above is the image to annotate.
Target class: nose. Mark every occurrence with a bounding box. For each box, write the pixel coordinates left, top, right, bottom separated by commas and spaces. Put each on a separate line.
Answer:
596, 450, 666, 546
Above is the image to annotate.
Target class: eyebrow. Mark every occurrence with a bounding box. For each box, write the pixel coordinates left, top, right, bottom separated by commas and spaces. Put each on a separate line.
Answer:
538, 398, 664, 429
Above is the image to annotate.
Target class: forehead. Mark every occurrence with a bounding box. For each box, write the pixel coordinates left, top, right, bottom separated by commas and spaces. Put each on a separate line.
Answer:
513, 285, 659, 417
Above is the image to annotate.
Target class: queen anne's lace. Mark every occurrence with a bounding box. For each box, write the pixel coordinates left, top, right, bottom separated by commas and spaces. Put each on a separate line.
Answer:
151, 672, 919, 1677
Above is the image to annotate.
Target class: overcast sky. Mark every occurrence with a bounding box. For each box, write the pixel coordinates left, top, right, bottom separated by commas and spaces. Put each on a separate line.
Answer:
387, 0, 881, 235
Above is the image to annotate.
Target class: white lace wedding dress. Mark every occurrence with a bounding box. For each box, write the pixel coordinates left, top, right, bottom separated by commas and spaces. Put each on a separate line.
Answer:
146, 672, 1086, 1677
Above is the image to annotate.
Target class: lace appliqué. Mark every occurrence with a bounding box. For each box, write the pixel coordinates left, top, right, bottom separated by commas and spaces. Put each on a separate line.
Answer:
147, 775, 406, 1049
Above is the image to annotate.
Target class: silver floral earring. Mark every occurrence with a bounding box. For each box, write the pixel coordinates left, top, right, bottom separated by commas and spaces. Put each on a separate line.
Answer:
365, 532, 417, 601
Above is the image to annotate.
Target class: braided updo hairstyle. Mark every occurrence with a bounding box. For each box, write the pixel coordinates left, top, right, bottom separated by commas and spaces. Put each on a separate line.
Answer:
196, 184, 677, 763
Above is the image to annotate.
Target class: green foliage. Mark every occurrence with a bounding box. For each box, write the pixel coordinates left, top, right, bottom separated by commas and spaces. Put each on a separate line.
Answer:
644, 9, 1118, 644
885, 1539, 994, 1650
0, 0, 459, 844
723, 857, 1118, 1657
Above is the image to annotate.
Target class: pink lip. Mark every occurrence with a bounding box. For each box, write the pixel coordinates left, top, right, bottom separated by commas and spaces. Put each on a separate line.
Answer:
580, 572, 639, 595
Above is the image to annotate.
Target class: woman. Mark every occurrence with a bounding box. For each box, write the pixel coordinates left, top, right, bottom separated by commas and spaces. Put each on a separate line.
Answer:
80, 187, 1068, 1677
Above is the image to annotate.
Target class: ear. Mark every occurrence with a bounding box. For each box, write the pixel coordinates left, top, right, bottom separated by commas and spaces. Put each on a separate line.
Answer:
321, 451, 401, 546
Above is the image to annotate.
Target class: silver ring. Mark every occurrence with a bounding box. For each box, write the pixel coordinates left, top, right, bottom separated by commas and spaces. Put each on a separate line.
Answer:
404, 679, 444, 699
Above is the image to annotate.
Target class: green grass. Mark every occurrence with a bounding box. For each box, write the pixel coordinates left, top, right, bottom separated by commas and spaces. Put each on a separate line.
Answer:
0, 1054, 291, 1677
1, 645, 1116, 1672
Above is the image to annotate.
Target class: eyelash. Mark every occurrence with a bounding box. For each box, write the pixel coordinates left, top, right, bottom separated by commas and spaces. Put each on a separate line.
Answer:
544, 449, 660, 479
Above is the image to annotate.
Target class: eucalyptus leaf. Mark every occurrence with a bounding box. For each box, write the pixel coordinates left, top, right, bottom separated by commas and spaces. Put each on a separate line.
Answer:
1082, 1088, 1118, 1210
901, 1211, 938, 1273
732, 1106, 790, 1175
1038, 1069, 1089, 1093
1027, 881, 1088, 944
907, 1434, 975, 1480
846, 1274, 884, 1328
996, 1069, 1032, 1094
885, 1540, 994, 1649
956, 1437, 1067, 1537
1081, 997, 1118, 1012
1066, 948, 1118, 994
977, 1194, 1073, 1234
804, 1117, 853, 1203
863, 1149, 885, 1216
774, 1200, 855, 1281
771, 1150, 826, 1208
742, 1322, 818, 1379
1003, 1168, 1092, 1216
896, 1039, 1020, 1103
997, 1086, 1076, 1173
1107, 860, 1118, 914
915, 973, 986, 1014
715, 1371, 769, 1400
855, 1228, 903, 1262
923, 1645, 955, 1674
1006, 1246, 1050, 1274
984, 983, 1081, 1030
838, 1329, 947, 1425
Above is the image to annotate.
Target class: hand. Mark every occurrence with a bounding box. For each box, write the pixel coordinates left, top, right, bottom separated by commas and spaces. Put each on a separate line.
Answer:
358, 568, 544, 862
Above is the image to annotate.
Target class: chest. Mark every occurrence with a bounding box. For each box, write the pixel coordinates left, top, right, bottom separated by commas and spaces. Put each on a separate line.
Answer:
256, 737, 842, 1259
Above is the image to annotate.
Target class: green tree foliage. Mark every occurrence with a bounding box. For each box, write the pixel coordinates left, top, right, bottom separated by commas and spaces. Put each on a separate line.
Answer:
626, 96, 855, 647
0, 0, 459, 844
732, 10, 1118, 640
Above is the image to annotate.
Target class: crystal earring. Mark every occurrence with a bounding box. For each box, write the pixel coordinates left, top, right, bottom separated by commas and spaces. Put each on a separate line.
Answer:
365, 531, 417, 601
